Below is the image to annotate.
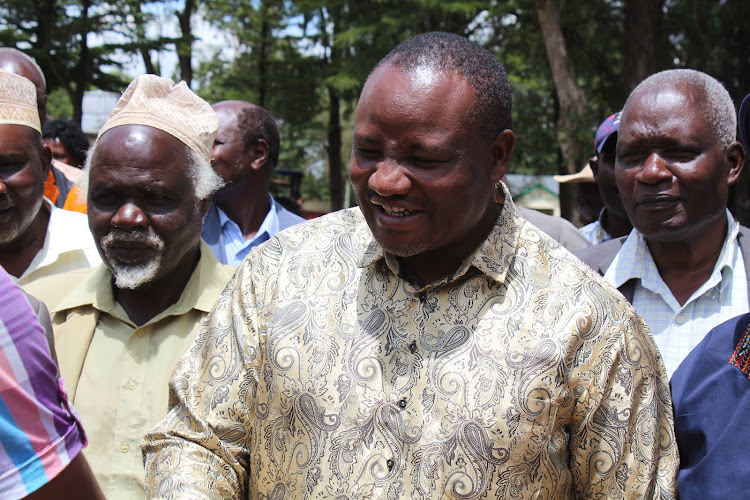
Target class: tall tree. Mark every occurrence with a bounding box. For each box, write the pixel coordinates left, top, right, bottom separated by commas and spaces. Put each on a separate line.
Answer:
176, 0, 196, 85
623, 0, 664, 93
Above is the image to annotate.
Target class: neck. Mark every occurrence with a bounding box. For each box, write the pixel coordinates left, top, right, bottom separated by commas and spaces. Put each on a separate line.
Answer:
398, 204, 501, 287
114, 245, 201, 326
646, 217, 729, 306
600, 208, 632, 239
215, 183, 272, 240
0, 206, 50, 278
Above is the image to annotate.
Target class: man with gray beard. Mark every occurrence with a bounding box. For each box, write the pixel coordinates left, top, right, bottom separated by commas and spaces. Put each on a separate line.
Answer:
24, 74, 235, 500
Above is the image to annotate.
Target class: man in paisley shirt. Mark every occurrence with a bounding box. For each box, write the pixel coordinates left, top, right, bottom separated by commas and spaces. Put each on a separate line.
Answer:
144, 32, 678, 499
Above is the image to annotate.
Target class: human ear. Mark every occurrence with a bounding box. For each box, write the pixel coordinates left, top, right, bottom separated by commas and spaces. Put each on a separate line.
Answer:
725, 140, 745, 186
39, 138, 52, 180
250, 139, 270, 171
488, 129, 515, 183
589, 156, 600, 179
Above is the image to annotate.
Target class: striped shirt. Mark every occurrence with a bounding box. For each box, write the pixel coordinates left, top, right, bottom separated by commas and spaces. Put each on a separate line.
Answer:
0, 267, 86, 499
604, 211, 749, 378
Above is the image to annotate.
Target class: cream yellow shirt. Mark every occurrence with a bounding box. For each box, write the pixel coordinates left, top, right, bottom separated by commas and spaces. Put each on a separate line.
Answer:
144, 203, 678, 499
25, 241, 234, 500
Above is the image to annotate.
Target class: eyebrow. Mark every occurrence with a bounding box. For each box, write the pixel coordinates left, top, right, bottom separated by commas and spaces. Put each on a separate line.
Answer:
0, 153, 27, 162
352, 134, 379, 145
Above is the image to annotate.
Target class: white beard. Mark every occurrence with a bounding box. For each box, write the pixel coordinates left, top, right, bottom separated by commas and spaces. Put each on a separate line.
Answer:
110, 258, 162, 290
100, 230, 165, 290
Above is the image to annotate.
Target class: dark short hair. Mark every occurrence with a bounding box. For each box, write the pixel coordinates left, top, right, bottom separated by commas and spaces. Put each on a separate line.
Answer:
236, 106, 280, 169
42, 119, 89, 166
373, 32, 512, 141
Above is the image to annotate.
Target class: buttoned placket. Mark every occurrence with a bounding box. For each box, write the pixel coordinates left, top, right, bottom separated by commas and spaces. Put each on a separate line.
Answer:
109, 324, 151, 492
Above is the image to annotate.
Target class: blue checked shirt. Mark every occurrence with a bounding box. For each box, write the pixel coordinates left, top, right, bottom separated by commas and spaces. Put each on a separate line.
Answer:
604, 211, 748, 378
580, 219, 611, 246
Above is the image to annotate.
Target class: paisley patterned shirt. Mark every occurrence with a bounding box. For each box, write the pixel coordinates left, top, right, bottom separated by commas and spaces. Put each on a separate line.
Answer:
143, 199, 678, 499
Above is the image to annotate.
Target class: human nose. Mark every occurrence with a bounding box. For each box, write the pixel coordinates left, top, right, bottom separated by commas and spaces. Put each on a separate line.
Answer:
111, 202, 147, 230
636, 152, 671, 184
367, 159, 411, 197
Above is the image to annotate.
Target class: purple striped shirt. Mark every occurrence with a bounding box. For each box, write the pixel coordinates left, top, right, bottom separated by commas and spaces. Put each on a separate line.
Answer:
0, 266, 86, 499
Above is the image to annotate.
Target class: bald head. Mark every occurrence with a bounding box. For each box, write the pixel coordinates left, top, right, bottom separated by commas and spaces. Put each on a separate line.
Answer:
0, 48, 47, 124
624, 69, 736, 149
212, 100, 280, 169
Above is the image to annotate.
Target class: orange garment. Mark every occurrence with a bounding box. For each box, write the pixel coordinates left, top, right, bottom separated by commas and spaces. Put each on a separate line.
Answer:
44, 170, 59, 205
45, 169, 87, 213
62, 185, 87, 213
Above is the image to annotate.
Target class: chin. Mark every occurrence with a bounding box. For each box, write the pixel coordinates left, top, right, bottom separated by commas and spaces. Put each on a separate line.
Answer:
109, 259, 162, 290
377, 238, 429, 259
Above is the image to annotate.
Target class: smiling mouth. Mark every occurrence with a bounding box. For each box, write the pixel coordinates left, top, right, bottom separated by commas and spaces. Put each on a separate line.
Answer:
381, 206, 419, 217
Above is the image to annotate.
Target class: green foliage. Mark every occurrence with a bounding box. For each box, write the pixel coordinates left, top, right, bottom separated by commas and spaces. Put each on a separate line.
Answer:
4, 0, 749, 208
46, 87, 74, 119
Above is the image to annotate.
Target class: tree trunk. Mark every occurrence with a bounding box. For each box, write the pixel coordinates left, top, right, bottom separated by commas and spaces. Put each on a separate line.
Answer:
623, 0, 663, 93
258, 2, 270, 108
135, 2, 156, 74
320, 5, 344, 212
536, 0, 589, 223
327, 85, 343, 212
72, 0, 91, 126
176, 0, 196, 86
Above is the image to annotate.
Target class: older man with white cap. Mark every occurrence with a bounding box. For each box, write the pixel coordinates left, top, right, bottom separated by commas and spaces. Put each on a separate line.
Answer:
24, 74, 234, 499
0, 69, 99, 285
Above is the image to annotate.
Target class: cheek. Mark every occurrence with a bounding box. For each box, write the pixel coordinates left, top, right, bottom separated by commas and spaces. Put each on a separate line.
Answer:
348, 160, 371, 192
87, 212, 112, 238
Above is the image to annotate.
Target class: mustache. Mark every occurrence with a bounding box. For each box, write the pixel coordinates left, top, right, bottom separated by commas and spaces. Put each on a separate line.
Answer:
100, 229, 165, 251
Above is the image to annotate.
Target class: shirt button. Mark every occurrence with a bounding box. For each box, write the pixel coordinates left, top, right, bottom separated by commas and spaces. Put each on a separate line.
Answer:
418, 293, 426, 303
386, 459, 394, 470
127, 380, 137, 390
120, 443, 130, 453
136, 330, 145, 337
675, 315, 685, 324
398, 398, 407, 409
409, 341, 417, 353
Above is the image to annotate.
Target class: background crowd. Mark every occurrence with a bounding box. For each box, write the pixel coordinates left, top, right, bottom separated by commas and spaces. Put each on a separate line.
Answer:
1, 23, 749, 500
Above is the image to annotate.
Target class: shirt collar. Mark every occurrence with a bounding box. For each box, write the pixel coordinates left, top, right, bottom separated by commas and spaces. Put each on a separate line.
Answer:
41, 196, 81, 254
52, 240, 230, 319
216, 194, 279, 244
607, 209, 740, 293
357, 182, 523, 288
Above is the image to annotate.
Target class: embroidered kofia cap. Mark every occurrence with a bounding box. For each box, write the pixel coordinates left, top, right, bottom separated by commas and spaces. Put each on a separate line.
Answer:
0, 69, 41, 134
97, 74, 217, 162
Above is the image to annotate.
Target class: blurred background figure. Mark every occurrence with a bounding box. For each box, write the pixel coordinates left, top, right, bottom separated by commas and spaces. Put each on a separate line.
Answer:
553, 163, 603, 228
202, 100, 306, 265
581, 112, 632, 244
42, 119, 89, 168
42, 119, 89, 213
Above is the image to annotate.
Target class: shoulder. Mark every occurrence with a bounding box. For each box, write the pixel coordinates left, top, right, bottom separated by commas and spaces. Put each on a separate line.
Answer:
739, 225, 750, 251
671, 312, 750, 495
573, 235, 627, 273
22, 268, 95, 312
242, 209, 366, 276
272, 198, 307, 227
48, 204, 90, 229
269, 208, 362, 244
518, 207, 590, 252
